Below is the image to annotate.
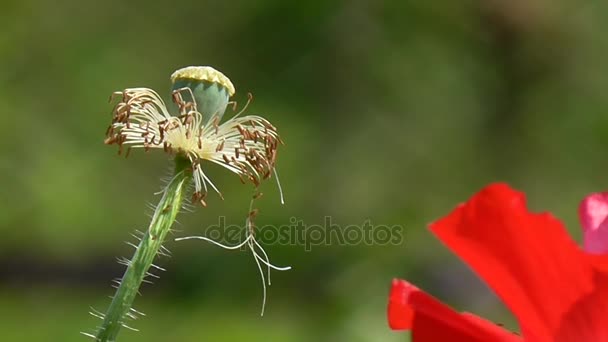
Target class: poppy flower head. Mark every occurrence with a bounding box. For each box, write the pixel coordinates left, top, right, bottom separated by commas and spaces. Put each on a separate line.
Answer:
388, 183, 608, 342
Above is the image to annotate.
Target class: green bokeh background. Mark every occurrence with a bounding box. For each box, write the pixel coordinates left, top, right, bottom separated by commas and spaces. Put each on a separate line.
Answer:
2, 1, 608, 341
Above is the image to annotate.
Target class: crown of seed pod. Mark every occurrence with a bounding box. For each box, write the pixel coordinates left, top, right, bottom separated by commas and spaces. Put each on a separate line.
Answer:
105, 66, 283, 206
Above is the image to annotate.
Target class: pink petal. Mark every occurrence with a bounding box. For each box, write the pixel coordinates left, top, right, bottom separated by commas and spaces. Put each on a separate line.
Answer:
579, 192, 608, 254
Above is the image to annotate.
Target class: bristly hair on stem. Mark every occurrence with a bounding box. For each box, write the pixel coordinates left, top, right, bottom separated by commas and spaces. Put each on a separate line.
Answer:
85, 156, 191, 341
86, 66, 288, 341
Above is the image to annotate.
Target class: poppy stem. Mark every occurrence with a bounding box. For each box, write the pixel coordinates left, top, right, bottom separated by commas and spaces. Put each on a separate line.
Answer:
95, 156, 191, 342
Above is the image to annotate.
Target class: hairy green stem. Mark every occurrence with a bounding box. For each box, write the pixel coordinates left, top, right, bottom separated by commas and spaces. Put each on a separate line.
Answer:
96, 157, 191, 341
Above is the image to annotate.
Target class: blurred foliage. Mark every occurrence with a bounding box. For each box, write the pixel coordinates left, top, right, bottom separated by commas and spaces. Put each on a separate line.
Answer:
1, 0, 608, 341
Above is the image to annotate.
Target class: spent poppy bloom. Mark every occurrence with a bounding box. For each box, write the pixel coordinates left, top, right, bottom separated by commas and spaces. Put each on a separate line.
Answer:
89, 67, 290, 341
105, 66, 284, 206
388, 183, 608, 342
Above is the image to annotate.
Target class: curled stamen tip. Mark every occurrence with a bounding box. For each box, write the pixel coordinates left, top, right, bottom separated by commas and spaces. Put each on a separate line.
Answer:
170, 66, 235, 96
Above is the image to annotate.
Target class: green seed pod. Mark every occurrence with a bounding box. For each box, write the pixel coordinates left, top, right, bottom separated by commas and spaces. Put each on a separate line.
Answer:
170, 66, 235, 124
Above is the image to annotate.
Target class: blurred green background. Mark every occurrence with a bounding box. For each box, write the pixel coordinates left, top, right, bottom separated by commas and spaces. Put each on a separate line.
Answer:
2, 0, 608, 341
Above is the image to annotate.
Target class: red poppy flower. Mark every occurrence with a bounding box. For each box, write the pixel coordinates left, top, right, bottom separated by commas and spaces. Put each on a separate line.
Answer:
388, 183, 608, 342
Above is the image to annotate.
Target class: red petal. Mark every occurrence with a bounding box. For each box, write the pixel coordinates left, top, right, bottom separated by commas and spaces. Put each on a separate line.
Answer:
388, 278, 414, 330
553, 273, 608, 342
554, 253, 608, 342
388, 278, 521, 341
429, 183, 604, 341
579, 192, 608, 254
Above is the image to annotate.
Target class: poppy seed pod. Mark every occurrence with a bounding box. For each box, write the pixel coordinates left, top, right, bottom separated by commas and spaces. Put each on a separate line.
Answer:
170, 66, 235, 125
